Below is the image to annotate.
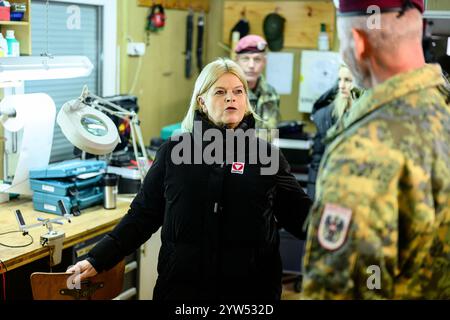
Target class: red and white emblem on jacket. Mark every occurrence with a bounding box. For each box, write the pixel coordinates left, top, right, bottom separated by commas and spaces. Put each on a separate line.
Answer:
231, 162, 245, 174
318, 203, 352, 251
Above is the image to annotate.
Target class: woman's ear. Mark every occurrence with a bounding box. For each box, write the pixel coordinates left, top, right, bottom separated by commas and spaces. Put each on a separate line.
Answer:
198, 96, 207, 112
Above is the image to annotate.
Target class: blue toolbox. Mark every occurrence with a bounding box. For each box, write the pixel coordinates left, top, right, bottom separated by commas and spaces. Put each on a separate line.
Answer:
29, 160, 106, 216
33, 187, 104, 216
29, 159, 107, 179
30, 174, 103, 197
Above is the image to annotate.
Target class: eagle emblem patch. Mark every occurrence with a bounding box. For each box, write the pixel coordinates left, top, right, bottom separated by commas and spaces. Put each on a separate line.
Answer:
318, 203, 352, 251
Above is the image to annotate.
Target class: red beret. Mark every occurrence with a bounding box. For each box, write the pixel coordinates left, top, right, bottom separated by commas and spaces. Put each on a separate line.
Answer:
339, 0, 424, 16
235, 35, 268, 54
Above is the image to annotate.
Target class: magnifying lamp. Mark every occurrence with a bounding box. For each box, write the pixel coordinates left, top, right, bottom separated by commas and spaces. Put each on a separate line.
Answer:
57, 86, 149, 181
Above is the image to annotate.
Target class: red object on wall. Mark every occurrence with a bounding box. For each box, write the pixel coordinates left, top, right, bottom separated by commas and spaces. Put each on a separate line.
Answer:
0, 7, 10, 21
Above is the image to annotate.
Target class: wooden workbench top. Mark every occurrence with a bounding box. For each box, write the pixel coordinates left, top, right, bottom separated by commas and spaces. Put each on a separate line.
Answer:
0, 196, 134, 272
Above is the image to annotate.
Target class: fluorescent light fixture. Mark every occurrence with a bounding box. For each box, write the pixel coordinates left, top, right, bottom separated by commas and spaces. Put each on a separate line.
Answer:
0, 56, 94, 83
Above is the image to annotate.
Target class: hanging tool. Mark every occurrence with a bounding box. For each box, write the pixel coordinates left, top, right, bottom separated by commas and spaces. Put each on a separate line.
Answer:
185, 8, 194, 79
146, 3, 166, 32
145, 3, 166, 46
196, 12, 205, 73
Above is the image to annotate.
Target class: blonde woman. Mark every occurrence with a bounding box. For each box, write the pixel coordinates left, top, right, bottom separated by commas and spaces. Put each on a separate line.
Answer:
69, 58, 312, 300
307, 65, 359, 200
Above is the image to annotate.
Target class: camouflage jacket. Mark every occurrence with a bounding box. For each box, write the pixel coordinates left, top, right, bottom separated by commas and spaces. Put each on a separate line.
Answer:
249, 75, 280, 131
301, 64, 450, 299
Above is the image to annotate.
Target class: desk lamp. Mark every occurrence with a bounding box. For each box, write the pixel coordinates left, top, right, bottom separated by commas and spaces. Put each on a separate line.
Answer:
57, 86, 149, 182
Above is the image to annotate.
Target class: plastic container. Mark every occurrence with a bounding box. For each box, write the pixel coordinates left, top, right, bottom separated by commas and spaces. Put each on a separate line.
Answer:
6, 30, 20, 57
318, 23, 330, 51
0, 33, 8, 57
10, 11, 24, 21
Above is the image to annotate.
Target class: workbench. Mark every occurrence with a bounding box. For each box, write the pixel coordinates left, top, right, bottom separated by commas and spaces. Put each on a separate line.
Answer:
0, 196, 134, 299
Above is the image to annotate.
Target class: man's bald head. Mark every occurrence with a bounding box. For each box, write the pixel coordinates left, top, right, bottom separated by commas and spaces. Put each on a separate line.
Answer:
337, 8, 425, 88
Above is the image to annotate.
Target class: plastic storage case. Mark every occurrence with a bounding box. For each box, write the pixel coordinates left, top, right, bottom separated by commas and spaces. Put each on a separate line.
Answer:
10, 11, 24, 21
33, 187, 104, 216
30, 160, 107, 179
30, 160, 106, 215
30, 174, 103, 197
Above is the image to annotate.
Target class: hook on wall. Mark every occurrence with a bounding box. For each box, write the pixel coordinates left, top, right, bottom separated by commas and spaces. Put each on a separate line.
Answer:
307, 6, 313, 17
240, 7, 246, 18
274, 6, 281, 14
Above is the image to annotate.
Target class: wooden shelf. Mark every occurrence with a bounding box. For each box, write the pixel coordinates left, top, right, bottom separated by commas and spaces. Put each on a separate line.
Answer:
138, 0, 209, 12
0, 21, 29, 26
0, 0, 31, 55
223, 1, 335, 49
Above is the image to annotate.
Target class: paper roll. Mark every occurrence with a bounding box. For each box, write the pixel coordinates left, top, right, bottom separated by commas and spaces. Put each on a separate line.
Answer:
0, 98, 25, 132
1, 94, 56, 195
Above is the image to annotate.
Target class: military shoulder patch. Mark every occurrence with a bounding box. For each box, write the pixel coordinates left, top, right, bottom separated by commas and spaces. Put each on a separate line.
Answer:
318, 204, 352, 251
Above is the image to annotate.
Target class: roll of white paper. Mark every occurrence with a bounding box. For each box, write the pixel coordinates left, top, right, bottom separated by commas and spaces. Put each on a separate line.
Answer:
0, 93, 56, 195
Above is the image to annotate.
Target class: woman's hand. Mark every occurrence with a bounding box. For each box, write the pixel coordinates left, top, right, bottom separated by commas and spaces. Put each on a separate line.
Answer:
67, 260, 98, 283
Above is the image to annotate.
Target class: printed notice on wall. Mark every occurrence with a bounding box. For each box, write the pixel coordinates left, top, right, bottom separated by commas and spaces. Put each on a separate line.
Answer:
266, 52, 294, 95
298, 50, 341, 113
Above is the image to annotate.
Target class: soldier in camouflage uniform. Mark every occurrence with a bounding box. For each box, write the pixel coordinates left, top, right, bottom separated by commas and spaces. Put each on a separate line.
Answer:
248, 75, 280, 131
235, 35, 281, 133
302, 0, 450, 299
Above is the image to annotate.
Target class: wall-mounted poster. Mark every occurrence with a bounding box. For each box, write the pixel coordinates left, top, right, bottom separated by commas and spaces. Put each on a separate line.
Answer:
266, 52, 294, 95
298, 50, 341, 113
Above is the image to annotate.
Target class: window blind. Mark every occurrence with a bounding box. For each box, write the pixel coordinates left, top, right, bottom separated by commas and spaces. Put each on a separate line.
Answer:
25, 0, 102, 162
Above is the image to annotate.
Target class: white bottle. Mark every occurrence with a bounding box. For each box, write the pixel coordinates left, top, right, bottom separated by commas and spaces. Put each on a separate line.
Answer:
318, 23, 329, 51
0, 33, 8, 57
6, 30, 20, 57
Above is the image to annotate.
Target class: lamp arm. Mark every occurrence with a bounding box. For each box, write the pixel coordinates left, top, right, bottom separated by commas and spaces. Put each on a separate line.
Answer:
133, 116, 148, 160
75, 86, 135, 120
91, 102, 131, 120
75, 87, 150, 181
87, 91, 133, 115
130, 117, 149, 182
129, 120, 142, 181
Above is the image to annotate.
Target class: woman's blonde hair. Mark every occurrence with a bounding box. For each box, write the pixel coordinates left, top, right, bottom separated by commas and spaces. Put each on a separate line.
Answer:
181, 57, 256, 132
332, 64, 354, 121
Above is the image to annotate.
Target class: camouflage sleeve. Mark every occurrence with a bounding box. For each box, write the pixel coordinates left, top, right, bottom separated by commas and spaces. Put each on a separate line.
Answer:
260, 93, 281, 130
301, 135, 404, 299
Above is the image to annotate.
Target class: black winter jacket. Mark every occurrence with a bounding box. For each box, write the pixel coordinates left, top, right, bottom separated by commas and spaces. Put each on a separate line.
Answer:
88, 111, 312, 300
307, 104, 336, 200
